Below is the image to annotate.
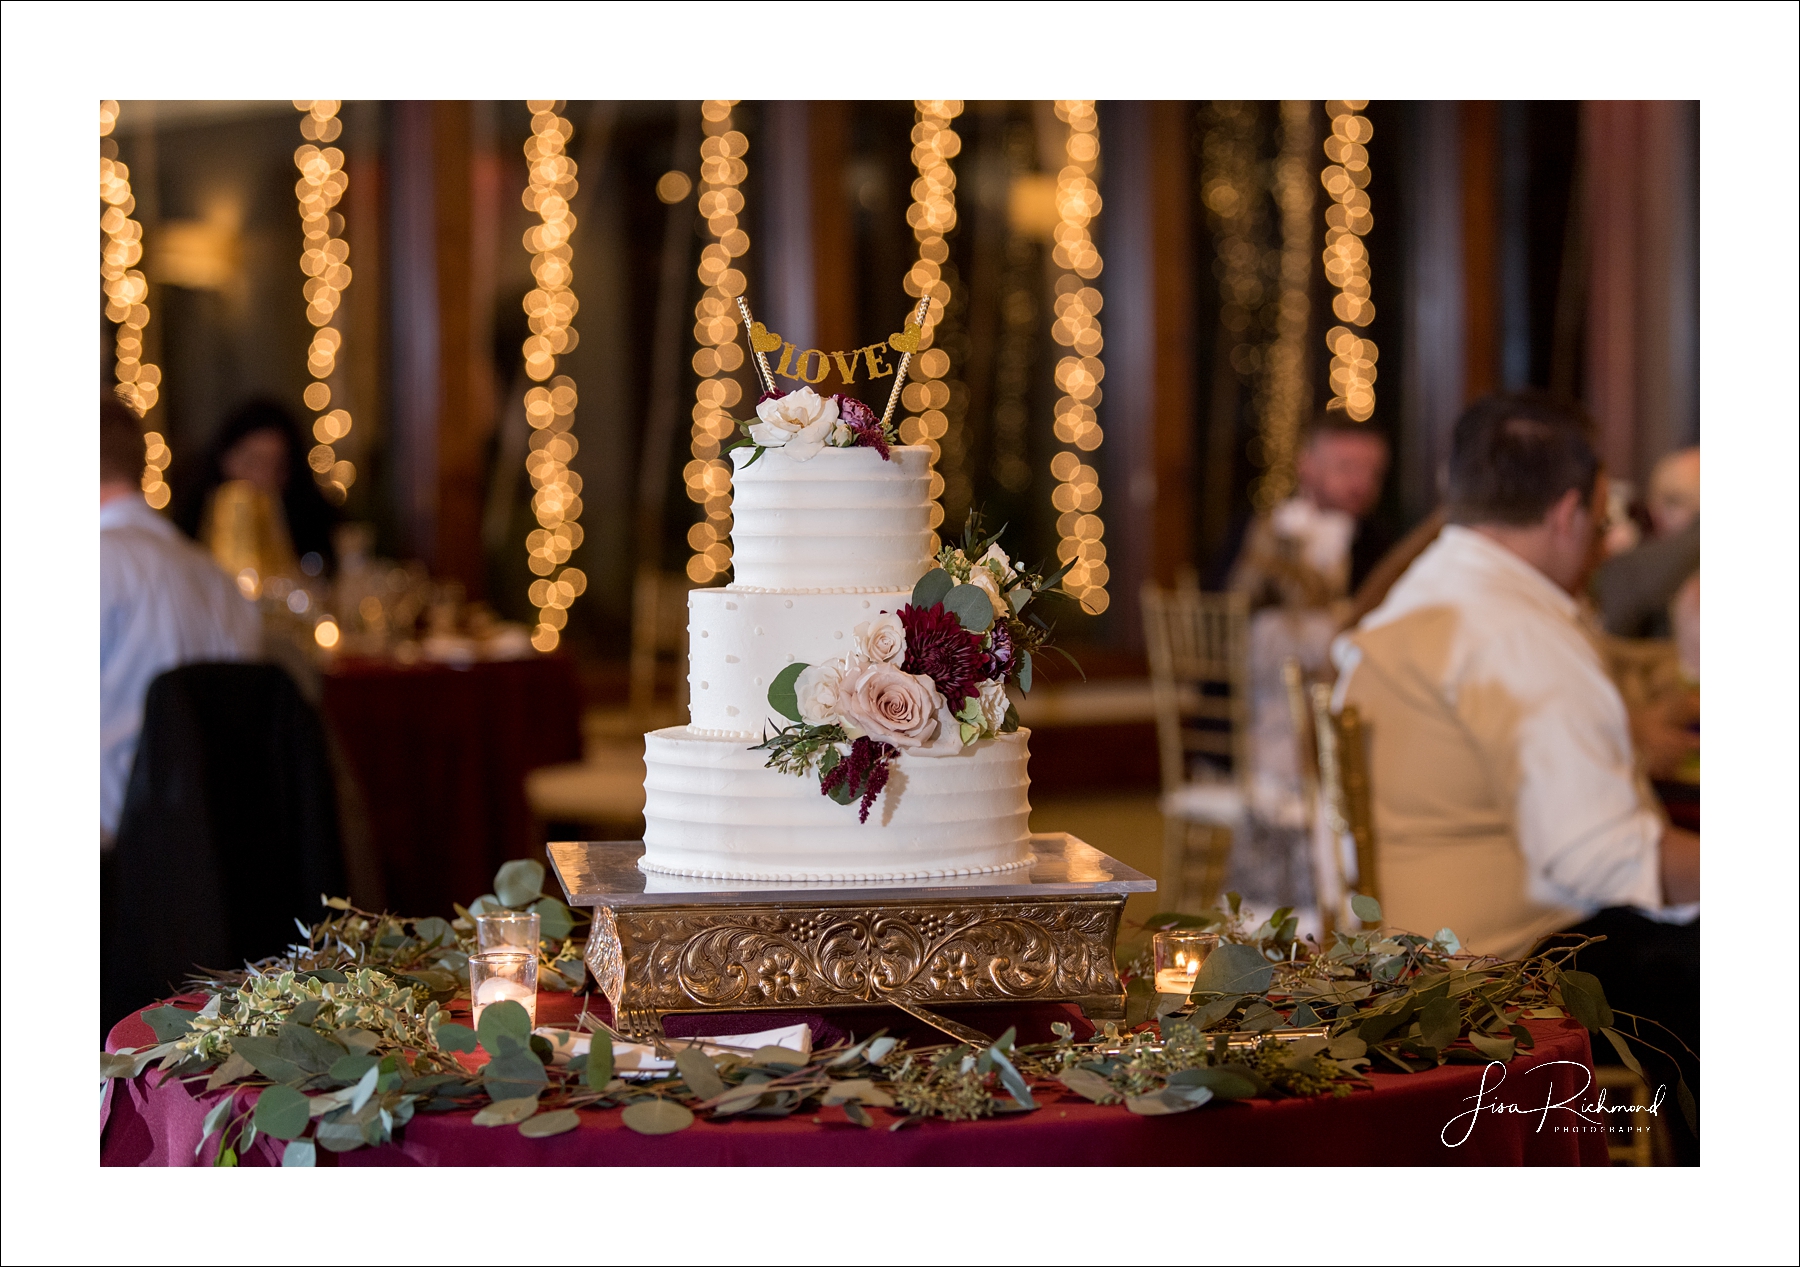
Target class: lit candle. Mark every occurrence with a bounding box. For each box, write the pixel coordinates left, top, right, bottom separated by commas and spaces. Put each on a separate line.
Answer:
469, 949, 538, 1027
472, 976, 537, 1028
1152, 931, 1219, 996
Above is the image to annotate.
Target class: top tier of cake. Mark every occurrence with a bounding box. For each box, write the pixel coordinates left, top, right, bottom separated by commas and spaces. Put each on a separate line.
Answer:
727, 444, 934, 591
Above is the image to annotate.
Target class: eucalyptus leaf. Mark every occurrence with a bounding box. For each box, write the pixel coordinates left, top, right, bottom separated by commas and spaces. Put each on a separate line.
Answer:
100, 1052, 139, 1081
1188, 994, 1242, 1031
989, 1045, 1036, 1110
348, 1064, 381, 1114
334, 1027, 382, 1056
1193, 943, 1274, 996
468, 893, 502, 915
519, 1108, 581, 1138
287, 999, 324, 1027
1417, 997, 1461, 1051
494, 859, 546, 908
228, 1035, 307, 1086
413, 916, 453, 948
530, 896, 574, 943
1468, 1032, 1516, 1062
1350, 893, 1382, 924
277, 1022, 347, 1076
583, 1030, 614, 1089
477, 999, 533, 1055
1018, 650, 1033, 694
140, 1006, 197, 1043
330, 1054, 378, 1084
621, 1099, 694, 1135
313, 1111, 367, 1153
281, 1139, 316, 1167
674, 1047, 727, 1100
1327, 1034, 1368, 1060
253, 1084, 313, 1141
911, 567, 953, 609
1125, 1087, 1213, 1116
822, 1078, 895, 1108
767, 662, 809, 723
865, 1037, 899, 1064
1558, 970, 1615, 1033
196, 1096, 235, 1156
483, 1046, 549, 1103
1240, 1001, 1283, 1032
1057, 1069, 1121, 1104
472, 1096, 540, 1126
1285, 1003, 1322, 1029
434, 1022, 480, 1054
1166, 1067, 1257, 1100
712, 1084, 774, 1116
943, 584, 996, 632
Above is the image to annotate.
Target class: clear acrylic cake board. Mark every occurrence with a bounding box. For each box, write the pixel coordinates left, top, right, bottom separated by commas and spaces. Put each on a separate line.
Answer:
546, 833, 1155, 1040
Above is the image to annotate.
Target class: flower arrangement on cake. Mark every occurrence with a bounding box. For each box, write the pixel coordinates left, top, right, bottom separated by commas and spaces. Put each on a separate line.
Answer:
753, 513, 1076, 821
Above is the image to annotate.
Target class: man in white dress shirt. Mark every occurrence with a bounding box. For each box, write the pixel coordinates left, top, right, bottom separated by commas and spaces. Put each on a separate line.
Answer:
100, 397, 261, 843
1335, 393, 1698, 1126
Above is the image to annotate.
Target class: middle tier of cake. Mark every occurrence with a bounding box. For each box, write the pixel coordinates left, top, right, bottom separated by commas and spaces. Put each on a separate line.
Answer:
686, 585, 914, 735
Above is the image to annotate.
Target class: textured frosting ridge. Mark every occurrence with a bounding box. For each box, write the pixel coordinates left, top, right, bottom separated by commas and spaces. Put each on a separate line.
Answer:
686, 587, 911, 732
640, 726, 1034, 881
728, 445, 934, 590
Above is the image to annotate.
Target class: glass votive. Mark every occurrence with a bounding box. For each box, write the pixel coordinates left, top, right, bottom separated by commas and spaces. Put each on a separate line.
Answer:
470, 950, 538, 1028
475, 908, 541, 955
1152, 931, 1220, 995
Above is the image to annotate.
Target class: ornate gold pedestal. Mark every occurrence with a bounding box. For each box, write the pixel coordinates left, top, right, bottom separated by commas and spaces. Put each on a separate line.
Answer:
547, 834, 1155, 1039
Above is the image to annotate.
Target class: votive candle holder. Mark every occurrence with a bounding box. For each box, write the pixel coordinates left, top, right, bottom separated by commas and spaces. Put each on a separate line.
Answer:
470, 950, 538, 1028
1152, 931, 1219, 995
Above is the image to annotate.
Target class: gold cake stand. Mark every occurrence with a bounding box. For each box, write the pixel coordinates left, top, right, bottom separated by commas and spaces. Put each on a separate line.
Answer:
547, 834, 1155, 1040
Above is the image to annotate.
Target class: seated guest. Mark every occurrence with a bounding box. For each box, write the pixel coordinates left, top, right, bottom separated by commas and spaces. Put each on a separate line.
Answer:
1593, 446, 1699, 638
172, 396, 340, 578
101, 396, 262, 844
1225, 415, 1393, 835
1336, 393, 1698, 1131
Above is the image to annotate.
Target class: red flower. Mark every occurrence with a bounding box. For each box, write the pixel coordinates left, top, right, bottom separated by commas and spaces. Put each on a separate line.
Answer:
833, 393, 891, 460
819, 736, 898, 823
900, 602, 983, 707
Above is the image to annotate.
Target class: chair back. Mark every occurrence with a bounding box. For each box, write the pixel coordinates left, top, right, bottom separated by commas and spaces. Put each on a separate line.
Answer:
1140, 583, 1249, 794
1310, 683, 1380, 920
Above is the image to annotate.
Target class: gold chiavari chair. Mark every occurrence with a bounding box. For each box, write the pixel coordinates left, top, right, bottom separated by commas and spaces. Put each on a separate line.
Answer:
1308, 682, 1380, 926
1142, 582, 1249, 913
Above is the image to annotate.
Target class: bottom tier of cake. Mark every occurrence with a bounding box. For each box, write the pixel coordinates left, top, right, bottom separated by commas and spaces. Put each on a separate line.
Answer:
640, 725, 1034, 881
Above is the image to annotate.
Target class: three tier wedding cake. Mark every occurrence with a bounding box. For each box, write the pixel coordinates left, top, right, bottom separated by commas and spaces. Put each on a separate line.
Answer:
638, 387, 1051, 882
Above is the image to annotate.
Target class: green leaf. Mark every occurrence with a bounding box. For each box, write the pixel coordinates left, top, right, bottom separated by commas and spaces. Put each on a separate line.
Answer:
468, 894, 502, 915
228, 1035, 307, 1086
1018, 650, 1033, 694
141, 1005, 197, 1043
1057, 1069, 1121, 1104
1417, 997, 1460, 1051
583, 1030, 613, 1089
329, 1054, 378, 1084
477, 999, 533, 1056
434, 1022, 479, 1054
253, 1084, 313, 1141
281, 1139, 316, 1167
1125, 1086, 1213, 1116
494, 859, 546, 907
943, 584, 996, 632
1358, 1004, 1416, 1045
1468, 1032, 1516, 1062
482, 1044, 548, 1103
519, 1108, 581, 1138
100, 1052, 138, 1081
767, 662, 809, 723
348, 1063, 381, 1113
313, 1110, 367, 1153
299, 966, 348, 984
277, 1022, 347, 1076
621, 1099, 694, 1135
1188, 994, 1241, 1030
413, 916, 453, 948
1558, 970, 1615, 1033
912, 567, 953, 609
674, 1047, 726, 1101
473, 1096, 540, 1126
196, 1095, 235, 1156
1434, 927, 1462, 954
989, 1045, 1036, 1110
530, 896, 574, 943
1327, 1034, 1368, 1060
1350, 893, 1382, 924
1166, 1067, 1257, 1100
1285, 1002, 1321, 1029
1192, 943, 1273, 996
287, 998, 324, 1026
1599, 1027, 1645, 1077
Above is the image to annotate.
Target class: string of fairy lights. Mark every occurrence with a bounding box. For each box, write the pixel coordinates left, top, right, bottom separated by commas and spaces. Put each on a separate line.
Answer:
1251, 100, 1318, 511
895, 100, 964, 539
1321, 100, 1377, 422
683, 99, 752, 585
520, 101, 588, 653
1047, 100, 1109, 615
291, 101, 357, 505
99, 100, 171, 509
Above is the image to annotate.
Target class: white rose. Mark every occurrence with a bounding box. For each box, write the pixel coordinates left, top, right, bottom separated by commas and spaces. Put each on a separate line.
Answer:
748, 387, 840, 462
979, 543, 1013, 580
793, 656, 855, 727
977, 678, 1010, 733
831, 422, 852, 447
912, 701, 970, 758
838, 663, 943, 749
853, 612, 907, 666
967, 564, 1009, 618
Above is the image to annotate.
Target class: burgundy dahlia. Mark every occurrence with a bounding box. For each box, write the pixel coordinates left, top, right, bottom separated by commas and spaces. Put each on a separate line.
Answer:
757, 388, 787, 405
982, 619, 1016, 681
899, 601, 984, 707
833, 393, 890, 460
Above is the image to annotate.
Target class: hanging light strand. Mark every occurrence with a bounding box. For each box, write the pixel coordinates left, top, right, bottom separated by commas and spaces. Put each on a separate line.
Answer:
99, 100, 170, 509
520, 100, 588, 652
1048, 100, 1109, 615
1321, 100, 1377, 422
1252, 100, 1318, 510
897, 100, 963, 540
683, 99, 750, 585
291, 100, 357, 506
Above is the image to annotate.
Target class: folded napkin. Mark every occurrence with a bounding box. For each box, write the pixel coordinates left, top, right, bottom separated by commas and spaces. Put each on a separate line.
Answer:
533, 1022, 812, 1078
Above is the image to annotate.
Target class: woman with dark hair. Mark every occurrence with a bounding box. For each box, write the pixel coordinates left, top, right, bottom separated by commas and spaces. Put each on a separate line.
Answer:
174, 397, 340, 574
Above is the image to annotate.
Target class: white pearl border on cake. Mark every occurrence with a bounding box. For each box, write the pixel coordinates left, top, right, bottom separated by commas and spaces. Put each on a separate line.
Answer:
636, 853, 1037, 884
722, 584, 906, 595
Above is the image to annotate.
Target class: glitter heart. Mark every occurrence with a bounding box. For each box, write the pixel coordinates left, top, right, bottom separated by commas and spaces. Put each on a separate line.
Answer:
749, 322, 783, 354
887, 320, 921, 354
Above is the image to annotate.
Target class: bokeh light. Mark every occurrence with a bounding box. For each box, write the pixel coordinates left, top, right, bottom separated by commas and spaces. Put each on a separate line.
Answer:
100, 100, 169, 507
1322, 101, 1378, 424
293, 101, 356, 505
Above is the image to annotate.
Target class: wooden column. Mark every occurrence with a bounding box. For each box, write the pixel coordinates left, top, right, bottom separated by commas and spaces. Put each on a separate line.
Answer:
1399, 102, 1465, 524
1460, 100, 1500, 401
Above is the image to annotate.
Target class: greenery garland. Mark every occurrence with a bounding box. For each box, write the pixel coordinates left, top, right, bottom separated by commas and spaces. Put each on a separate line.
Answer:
102, 872, 1694, 1164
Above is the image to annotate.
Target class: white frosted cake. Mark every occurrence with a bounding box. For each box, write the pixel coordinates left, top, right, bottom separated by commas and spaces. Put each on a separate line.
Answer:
640, 440, 1035, 881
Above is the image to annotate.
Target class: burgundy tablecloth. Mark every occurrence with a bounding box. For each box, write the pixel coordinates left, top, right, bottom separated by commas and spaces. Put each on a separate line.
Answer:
320, 655, 582, 916
104, 993, 1610, 1167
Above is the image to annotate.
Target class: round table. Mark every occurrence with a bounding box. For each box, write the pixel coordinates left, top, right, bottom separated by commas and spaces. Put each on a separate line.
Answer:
103, 993, 1610, 1167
